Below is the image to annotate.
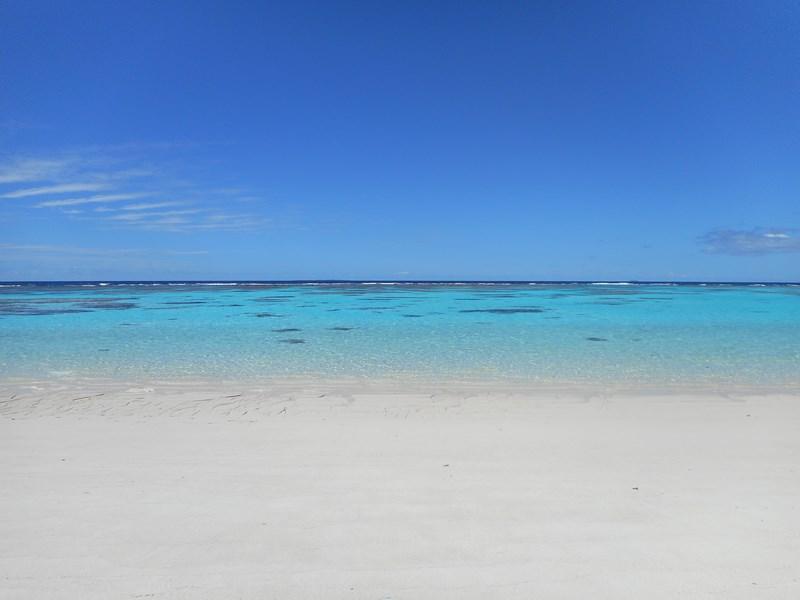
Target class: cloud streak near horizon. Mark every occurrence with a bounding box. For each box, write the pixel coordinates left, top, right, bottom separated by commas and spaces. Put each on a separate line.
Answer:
0, 243, 209, 256
0, 148, 268, 233
36, 193, 152, 208
0, 182, 110, 198
700, 228, 800, 255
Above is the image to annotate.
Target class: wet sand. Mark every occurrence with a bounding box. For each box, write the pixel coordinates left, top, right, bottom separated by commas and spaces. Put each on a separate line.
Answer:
1, 380, 799, 599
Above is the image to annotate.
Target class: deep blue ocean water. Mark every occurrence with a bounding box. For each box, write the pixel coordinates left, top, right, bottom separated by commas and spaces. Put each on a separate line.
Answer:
1, 282, 799, 387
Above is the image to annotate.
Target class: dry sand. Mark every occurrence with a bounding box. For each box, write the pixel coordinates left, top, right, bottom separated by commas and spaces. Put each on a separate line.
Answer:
1, 379, 799, 599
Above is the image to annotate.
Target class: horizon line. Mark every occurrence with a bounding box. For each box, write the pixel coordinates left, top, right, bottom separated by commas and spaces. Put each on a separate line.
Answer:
2, 279, 799, 286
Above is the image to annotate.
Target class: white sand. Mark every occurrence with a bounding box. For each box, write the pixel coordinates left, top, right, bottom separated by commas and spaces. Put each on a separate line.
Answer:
1, 380, 799, 599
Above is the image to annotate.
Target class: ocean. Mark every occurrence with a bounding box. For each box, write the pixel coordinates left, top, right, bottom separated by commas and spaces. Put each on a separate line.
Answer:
1, 281, 799, 388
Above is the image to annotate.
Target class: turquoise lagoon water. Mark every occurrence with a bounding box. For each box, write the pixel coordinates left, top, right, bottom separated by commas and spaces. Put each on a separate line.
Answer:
1, 282, 799, 387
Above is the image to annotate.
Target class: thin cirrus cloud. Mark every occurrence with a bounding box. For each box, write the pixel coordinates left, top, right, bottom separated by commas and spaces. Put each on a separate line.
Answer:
700, 228, 800, 255
0, 243, 209, 257
121, 201, 185, 211
107, 209, 204, 222
1, 182, 110, 199
36, 193, 153, 208
114, 213, 269, 232
0, 158, 73, 184
0, 149, 270, 233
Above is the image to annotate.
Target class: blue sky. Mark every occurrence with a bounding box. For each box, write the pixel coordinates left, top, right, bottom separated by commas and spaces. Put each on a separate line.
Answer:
1, 1, 799, 281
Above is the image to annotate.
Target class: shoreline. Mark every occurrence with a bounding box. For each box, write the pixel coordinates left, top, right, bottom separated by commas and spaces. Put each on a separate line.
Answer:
4, 374, 799, 400
3, 376, 798, 422
3, 377, 800, 422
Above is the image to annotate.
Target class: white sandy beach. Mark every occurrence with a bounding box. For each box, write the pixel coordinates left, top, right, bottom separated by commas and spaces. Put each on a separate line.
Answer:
1, 380, 799, 599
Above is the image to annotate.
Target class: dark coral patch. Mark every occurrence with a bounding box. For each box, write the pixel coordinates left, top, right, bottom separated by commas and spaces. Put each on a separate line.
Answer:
481, 293, 525, 298
460, 307, 546, 314
77, 301, 138, 310
0, 307, 93, 316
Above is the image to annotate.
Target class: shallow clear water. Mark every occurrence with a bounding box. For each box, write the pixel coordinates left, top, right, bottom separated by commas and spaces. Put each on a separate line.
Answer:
1, 282, 799, 386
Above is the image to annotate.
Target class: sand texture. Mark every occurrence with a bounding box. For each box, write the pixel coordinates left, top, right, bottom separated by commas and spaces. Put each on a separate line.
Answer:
1, 380, 799, 599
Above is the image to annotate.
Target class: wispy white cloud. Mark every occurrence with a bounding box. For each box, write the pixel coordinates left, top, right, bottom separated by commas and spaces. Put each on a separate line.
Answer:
0, 158, 73, 184
121, 201, 185, 211
0, 243, 141, 256
701, 228, 800, 255
105, 211, 268, 233
107, 209, 203, 222
1, 182, 110, 198
0, 154, 154, 187
36, 193, 151, 208
100, 210, 268, 233
2, 147, 272, 235
174, 214, 270, 231
0, 243, 208, 257
148, 217, 192, 227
